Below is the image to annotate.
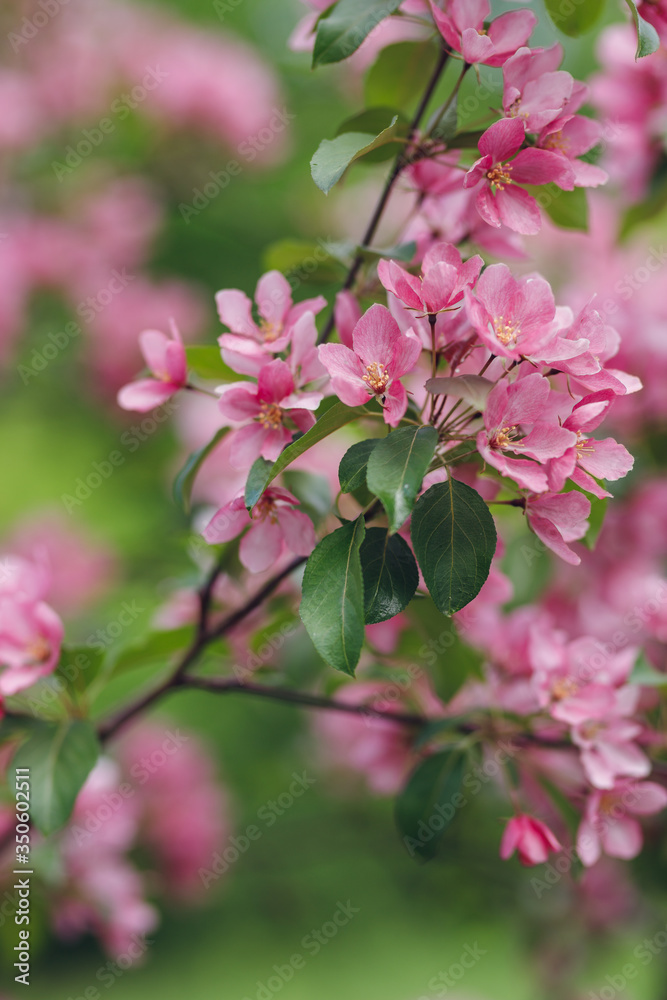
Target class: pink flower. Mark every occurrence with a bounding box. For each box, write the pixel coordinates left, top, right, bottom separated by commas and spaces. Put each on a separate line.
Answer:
464, 118, 575, 234
538, 116, 609, 188
334, 290, 361, 349
318, 304, 421, 426
429, 0, 536, 67
577, 781, 667, 867
500, 813, 562, 866
477, 373, 576, 492
216, 270, 326, 376
117, 322, 187, 412
547, 392, 634, 499
0, 555, 63, 696
465, 263, 557, 359
525, 491, 590, 565
378, 242, 483, 315
503, 45, 575, 132
218, 359, 322, 468
203, 487, 316, 573
572, 704, 650, 791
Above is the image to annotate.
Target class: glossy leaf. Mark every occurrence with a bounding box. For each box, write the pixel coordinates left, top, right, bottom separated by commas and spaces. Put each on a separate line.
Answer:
365, 41, 438, 110
185, 346, 236, 382
10, 720, 100, 834
411, 479, 496, 615
339, 439, 380, 497
311, 117, 404, 194
245, 457, 273, 511
55, 645, 105, 696
336, 107, 408, 163
360, 527, 419, 624
625, 0, 660, 57
313, 0, 403, 67
396, 749, 467, 861
300, 516, 366, 675
367, 425, 438, 533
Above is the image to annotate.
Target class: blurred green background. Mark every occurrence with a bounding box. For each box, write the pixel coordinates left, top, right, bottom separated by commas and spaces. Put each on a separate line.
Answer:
2, 0, 667, 997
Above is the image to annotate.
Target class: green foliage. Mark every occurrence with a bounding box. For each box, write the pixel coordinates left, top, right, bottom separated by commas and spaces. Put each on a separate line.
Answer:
395, 748, 468, 861
300, 516, 366, 675
336, 108, 409, 163
185, 347, 236, 382
360, 527, 419, 624
625, 0, 661, 57
364, 41, 438, 112
262, 239, 344, 284
105, 626, 195, 678
173, 427, 230, 514
245, 457, 274, 510
313, 0, 403, 67
311, 116, 405, 194
10, 720, 100, 834
544, 0, 606, 36
411, 479, 496, 616
366, 426, 438, 533
539, 185, 589, 232
339, 438, 380, 507
55, 645, 105, 698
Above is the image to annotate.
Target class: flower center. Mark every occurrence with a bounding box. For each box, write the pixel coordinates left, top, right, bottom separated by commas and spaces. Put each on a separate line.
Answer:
493, 315, 520, 346
254, 495, 278, 522
542, 131, 569, 154
362, 362, 389, 395
258, 402, 283, 429
508, 99, 525, 120
493, 425, 518, 450
25, 637, 51, 664
259, 319, 283, 344
551, 677, 578, 700
579, 721, 603, 741
486, 163, 513, 190
575, 431, 595, 457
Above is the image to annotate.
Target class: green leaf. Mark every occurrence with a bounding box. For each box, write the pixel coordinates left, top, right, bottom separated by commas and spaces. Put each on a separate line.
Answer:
174, 427, 229, 514
360, 527, 419, 624
300, 516, 366, 675
262, 239, 343, 284
411, 479, 496, 616
339, 439, 380, 494
395, 749, 467, 861
313, 0, 403, 67
105, 626, 194, 678
424, 375, 493, 410
544, 0, 606, 36
365, 40, 438, 111
282, 470, 332, 524
629, 652, 667, 687
413, 717, 466, 750
259, 400, 371, 495
584, 495, 607, 550
367, 425, 438, 534
625, 0, 661, 57
10, 721, 99, 834
245, 457, 274, 511
407, 596, 484, 703
55, 645, 105, 696
311, 116, 404, 194
358, 241, 416, 262
184, 346, 236, 383
540, 184, 589, 232
427, 96, 459, 144
336, 107, 408, 163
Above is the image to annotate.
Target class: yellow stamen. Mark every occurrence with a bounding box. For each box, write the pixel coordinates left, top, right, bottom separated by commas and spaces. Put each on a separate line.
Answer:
25, 637, 51, 664
258, 402, 283, 430
486, 163, 513, 190
362, 362, 389, 395
259, 319, 282, 344
493, 315, 520, 347
551, 677, 578, 700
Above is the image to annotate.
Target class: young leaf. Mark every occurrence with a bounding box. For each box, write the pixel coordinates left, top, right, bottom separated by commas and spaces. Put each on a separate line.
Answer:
55, 645, 105, 696
313, 0, 403, 67
364, 40, 438, 111
262, 239, 344, 284
10, 720, 100, 835
539, 184, 589, 232
339, 439, 380, 496
173, 427, 229, 513
629, 652, 667, 687
300, 516, 366, 675
366, 425, 438, 533
336, 107, 408, 163
245, 457, 273, 511
625, 0, 660, 57
360, 527, 419, 624
311, 117, 404, 194
395, 749, 467, 861
544, 0, 606, 36
411, 479, 496, 615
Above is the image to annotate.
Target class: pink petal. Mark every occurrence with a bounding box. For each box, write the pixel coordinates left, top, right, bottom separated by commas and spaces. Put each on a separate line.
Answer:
377, 259, 423, 310
260, 425, 292, 462
255, 270, 292, 327
387, 331, 422, 380
289, 408, 317, 434
571, 160, 608, 188
479, 117, 525, 163
577, 818, 601, 867
496, 185, 541, 235
257, 359, 294, 404
383, 382, 408, 427
518, 423, 577, 462
202, 499, 249, 544
451, 0, 489, 32
578, 438, 634, 482
527, 513, 581, 565
164, 339, 187, 386
421, 262, 460, 312
475, 185, 502, 228
601, 816, 643, 860
218, 383, 260, 423
215, 288, 258, 337
353, 304, 401, 366
276, 507, 317, 556
139, 329, 170, 377
486, 9, 537, 60
117, 379, 178, 412
229, 423, 271, 468
461, 28, 495, 65
627, 781, 667, 816
240, 518, 283, 573
511, 148, 575, 190
334, 291, 361, 350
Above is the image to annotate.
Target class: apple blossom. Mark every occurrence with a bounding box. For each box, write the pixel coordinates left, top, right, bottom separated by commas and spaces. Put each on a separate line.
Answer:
117, 322, 188, 412
500, 813, 562, 866
428, 0, 536, 68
